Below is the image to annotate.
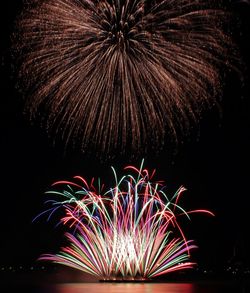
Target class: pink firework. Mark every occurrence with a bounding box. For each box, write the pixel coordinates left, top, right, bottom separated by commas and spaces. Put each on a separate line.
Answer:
38, 161, 214, 280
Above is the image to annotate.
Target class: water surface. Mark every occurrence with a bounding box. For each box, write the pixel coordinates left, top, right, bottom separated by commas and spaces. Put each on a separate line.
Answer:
42, 282, 249, 293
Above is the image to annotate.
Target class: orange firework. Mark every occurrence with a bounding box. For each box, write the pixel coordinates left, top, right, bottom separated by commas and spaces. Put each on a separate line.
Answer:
14, 0, 234, 155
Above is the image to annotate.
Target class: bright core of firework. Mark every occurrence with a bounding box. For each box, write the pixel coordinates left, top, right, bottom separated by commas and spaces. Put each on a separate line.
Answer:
14, 0, 233, 155
37, 161, 214, 280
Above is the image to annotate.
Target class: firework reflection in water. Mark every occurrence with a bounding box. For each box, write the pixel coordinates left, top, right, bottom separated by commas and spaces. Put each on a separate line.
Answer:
37, 161, 214, 280
15, 0, 234, 155
51, 283, 194, 293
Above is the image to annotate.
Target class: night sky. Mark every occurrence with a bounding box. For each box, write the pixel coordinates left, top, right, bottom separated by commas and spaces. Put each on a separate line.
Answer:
0, 0, 250, 277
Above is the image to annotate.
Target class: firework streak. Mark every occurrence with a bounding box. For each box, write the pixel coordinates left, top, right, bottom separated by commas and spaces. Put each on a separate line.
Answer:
38, 161, 214, 280
15, 0, 234, 154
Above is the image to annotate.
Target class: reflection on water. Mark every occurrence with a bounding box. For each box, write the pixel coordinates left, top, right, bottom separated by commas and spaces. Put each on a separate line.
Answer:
45, 281, 250, 293
3, 280, 250, 293
54, 283, 194, 293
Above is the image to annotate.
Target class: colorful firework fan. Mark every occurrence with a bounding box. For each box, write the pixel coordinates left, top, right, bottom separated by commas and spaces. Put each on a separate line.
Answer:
38, 161, 214, 281
14, 0, 235, 155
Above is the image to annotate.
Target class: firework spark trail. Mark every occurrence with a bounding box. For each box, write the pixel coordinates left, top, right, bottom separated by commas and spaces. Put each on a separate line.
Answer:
38, 161, 214, 280
14, 0, 234, 155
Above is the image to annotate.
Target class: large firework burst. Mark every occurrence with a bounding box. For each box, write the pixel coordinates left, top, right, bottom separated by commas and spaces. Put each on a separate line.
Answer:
37, 161, 213, 280
15, 0, 233, 154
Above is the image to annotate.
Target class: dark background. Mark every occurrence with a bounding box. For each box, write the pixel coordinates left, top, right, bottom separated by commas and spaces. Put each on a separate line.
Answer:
0, 0, 249, 280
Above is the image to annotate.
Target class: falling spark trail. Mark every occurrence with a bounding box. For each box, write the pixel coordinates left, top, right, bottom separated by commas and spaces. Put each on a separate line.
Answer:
14, 0, 234, 155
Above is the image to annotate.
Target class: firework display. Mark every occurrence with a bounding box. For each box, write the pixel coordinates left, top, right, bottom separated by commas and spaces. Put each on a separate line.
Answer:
15, 0, 233, 154
38, 161, 214, 280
